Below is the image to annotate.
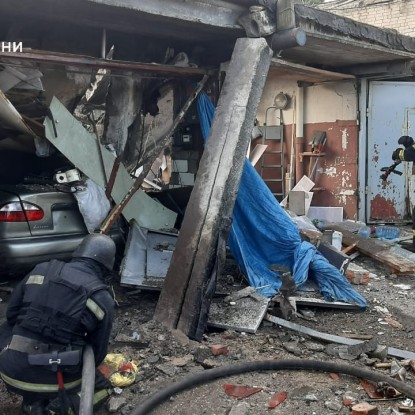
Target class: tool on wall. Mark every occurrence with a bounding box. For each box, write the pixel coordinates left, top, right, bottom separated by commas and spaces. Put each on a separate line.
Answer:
308, 131, 326, 182
380, 160, 402, 181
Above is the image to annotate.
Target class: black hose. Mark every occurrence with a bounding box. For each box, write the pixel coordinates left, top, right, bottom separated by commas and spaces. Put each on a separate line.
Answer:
129, 359, 415, 415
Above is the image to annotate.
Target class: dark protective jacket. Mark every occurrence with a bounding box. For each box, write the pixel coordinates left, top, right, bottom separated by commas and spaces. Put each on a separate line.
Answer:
394, 144, 415, 162
0, 258, 114, 394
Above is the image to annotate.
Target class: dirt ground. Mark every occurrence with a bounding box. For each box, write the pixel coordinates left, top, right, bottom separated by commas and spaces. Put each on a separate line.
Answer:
0, 246, 414, 415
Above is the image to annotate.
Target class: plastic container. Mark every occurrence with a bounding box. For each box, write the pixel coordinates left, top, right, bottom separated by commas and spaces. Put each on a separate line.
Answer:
332, 231, 343, 251
321, 229, 333, 244
375, 226, 400, 240
357, 226, 371, 239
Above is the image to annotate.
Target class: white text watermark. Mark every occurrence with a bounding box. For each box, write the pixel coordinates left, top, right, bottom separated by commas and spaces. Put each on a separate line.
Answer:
1, 42, 23, 53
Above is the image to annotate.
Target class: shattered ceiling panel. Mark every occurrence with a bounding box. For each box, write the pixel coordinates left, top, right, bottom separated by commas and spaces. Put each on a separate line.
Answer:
43, 97, 178, 231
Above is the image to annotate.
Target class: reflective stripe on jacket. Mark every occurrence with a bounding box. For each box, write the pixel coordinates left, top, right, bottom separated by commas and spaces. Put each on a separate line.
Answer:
1, 373, 82, 393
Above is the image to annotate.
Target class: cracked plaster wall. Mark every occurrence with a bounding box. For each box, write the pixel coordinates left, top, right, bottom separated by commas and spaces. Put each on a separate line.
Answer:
256, 74, 358, 219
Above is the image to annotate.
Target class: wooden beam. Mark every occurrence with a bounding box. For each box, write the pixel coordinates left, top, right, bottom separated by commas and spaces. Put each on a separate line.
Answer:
0, 49, 213, 78
323, 224, 415, 274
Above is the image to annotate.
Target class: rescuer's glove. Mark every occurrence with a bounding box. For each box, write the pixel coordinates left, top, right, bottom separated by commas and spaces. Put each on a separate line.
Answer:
392, 148, 404, 161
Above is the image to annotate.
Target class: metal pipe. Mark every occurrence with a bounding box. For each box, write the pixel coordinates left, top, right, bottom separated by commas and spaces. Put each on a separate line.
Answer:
295, 85, 304, 183
79, 345, 95, 415
270, 28, 307, 52
101, 29, 107, 59
288, 93, 296, 191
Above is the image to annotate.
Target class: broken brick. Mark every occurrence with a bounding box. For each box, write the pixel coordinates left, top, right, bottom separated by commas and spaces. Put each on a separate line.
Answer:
223, 384, 263, 399
329, 372, 341, 381
268, 391, 287, 408
345, 263, 370, 285
384, 316, 403, 329
343, 398, 354, 407
351, 402, 379, 415
210, 344, 229, 356
360, 379, 384, 399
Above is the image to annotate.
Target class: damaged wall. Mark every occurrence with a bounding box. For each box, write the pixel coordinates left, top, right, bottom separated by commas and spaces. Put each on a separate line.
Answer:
103, 73, 144, 163
318, 0, 415, 38
41, 66, 93, 112
256, 73, 358, 219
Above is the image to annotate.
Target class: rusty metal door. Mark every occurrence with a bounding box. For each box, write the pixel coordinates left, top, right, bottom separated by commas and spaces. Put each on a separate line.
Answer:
367, 81, 415, 222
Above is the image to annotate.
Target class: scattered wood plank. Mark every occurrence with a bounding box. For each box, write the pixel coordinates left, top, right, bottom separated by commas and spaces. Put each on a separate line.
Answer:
323, 224, 415, 274
374, 360, 411, 369
341, 242, 358, 255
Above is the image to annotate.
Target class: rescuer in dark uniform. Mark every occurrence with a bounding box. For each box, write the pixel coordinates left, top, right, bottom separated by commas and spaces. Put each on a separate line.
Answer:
0, 233, 116, 415
392, 135, 415, 248
392, 135, 415, 163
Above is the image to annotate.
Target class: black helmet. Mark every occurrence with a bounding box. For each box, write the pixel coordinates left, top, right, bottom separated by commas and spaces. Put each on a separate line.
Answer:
398, 135, 414, 148
72, 234, 116, 270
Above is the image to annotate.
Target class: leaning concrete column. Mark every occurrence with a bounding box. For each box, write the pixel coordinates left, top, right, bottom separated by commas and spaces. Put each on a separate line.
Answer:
153, 38, 272, 340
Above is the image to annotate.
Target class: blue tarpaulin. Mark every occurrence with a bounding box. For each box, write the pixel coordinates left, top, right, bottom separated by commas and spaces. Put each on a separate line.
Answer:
197, 91, 367, 308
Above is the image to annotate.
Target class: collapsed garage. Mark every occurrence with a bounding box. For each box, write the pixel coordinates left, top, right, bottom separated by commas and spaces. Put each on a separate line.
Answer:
1, 0, 415, 341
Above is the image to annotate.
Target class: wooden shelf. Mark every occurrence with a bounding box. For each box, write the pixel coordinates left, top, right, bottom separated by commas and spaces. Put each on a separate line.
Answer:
299, 152, 326, 162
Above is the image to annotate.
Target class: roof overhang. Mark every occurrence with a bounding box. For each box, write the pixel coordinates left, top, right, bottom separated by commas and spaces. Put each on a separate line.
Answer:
284, 5, 415, 70
0, 1, 414, 77
0, 0, 247, 41
279, 31, 415, 68
270, 58, 355, 83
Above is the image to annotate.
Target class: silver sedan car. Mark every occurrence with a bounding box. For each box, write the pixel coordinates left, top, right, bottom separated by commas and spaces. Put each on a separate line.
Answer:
0, 151, 124, 276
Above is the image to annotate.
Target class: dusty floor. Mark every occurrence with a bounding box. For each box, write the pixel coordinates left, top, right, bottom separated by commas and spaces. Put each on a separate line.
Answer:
0, 248, 414, 415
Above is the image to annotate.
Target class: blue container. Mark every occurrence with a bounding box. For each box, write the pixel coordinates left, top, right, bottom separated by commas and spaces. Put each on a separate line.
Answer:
357, 226, 371, 238
375, 226, 400, 239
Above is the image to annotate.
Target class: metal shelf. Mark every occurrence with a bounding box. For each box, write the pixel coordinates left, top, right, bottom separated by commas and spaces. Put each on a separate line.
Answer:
259, 106, 285, 198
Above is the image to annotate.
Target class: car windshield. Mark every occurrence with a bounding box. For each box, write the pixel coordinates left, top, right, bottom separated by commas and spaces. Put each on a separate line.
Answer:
0, 150, 73, 185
